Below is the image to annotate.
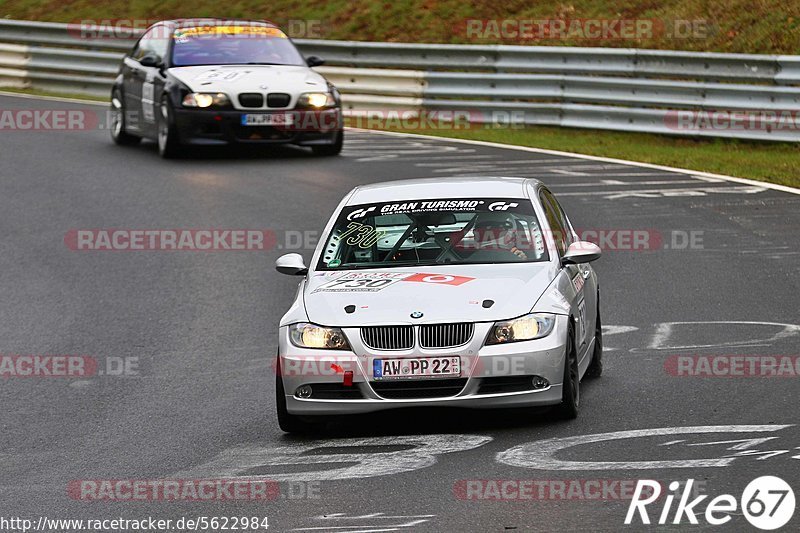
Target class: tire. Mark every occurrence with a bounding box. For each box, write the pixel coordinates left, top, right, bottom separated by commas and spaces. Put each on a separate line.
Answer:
275, 357, 311, 433
554, 323, 580, 420
110, 89, 141, 146
585, 294, 603, 378
157, 96, 181, 159
311, 130, 343, 156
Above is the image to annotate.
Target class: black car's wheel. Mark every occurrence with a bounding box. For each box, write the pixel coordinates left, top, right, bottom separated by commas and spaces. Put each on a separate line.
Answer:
110, 89, 141, 146
276, 357, 311, 433
554, 323, 580, 420
157, 96, 181, 159
585, 294, 603, 378
311, 130, 343, 156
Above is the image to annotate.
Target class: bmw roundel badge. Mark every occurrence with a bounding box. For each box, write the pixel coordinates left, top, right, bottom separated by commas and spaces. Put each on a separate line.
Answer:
410, 311, 424, 319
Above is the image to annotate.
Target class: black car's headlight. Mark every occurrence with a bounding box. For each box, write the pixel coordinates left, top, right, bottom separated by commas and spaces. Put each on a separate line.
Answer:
289, 323, 350, 350
296, 92, 337, 108
486, 313, 556, 345
182, 92, 230, 108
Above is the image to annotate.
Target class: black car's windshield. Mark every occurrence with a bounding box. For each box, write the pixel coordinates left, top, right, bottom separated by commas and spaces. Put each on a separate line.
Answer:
316, 198, 550, 271
171, 25, 305, 67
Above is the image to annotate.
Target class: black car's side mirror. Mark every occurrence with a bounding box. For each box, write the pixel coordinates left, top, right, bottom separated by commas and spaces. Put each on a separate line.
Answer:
306, 56, 325, 67
139, 54, 162, 68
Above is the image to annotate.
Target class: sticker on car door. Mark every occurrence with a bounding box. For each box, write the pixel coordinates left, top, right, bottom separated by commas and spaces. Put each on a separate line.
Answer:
141, 70, 156, 123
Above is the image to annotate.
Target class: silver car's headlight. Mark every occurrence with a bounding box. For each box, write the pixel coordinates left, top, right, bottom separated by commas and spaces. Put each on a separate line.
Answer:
486, 313, 556, 345
296, 92, 336, 108
182, 92, 230, 108
289, 323, 350, 350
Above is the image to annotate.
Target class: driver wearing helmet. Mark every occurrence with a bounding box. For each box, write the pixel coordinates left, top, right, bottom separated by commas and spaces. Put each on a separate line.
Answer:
468, 212, 528, 260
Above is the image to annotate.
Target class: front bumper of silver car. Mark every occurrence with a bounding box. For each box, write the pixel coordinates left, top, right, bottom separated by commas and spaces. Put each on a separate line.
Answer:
277, 315, 569, 415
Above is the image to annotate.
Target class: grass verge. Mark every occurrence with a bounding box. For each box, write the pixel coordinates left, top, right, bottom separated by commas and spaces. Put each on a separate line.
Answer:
2, 1, 799, 54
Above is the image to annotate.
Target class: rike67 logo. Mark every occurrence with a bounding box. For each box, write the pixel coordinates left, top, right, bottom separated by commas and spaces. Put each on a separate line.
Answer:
625, 476, 795, 530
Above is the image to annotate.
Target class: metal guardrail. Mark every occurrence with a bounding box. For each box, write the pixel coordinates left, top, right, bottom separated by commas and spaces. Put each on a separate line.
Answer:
1, 19, 799, 141
296, 39, 800, 84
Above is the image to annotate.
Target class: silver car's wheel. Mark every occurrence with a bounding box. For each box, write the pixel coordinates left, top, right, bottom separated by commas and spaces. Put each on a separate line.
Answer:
555, 324, 580, 419
585, 295, 603, 378
110, 89, 140, 146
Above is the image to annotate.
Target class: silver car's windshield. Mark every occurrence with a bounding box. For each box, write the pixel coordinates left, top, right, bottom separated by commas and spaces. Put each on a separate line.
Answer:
171, 25, 305, 67
317, 198, 550, 270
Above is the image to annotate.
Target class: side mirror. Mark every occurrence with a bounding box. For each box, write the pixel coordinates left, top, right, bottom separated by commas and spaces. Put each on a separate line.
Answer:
139, 54, 162, 68
561, 241, 601, 265
276, 253, 309, 276
306, 56, 325, 67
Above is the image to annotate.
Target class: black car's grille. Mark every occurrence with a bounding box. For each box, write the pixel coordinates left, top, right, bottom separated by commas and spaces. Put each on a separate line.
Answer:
361, 326, 414, 351
371, 378, 468, 399
419, 323, 474, 349
267, 93, 291, 108
238, 93, 264, 107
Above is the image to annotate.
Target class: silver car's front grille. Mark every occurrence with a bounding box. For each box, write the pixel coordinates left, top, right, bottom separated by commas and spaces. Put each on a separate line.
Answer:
419, 323, 474, 348
361, 326, 414, 350
360, 323, 475, 350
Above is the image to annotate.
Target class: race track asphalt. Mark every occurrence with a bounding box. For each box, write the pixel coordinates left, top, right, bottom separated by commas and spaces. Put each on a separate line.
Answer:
1, 93, 798, 532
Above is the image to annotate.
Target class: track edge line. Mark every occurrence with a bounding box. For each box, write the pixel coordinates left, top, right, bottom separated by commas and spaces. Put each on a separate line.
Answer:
347, 127, 800, 196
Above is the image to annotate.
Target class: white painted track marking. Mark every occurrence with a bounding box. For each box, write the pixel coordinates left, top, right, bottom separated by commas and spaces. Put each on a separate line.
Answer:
347, 128, 800, 196
496, 425, 794, 471
602, 325, 639, 336
292, 513, 436, 532
646, 321, 800, 350
556, 185, 766, 198
549, 179, 710, 187
177, 434, 491, 482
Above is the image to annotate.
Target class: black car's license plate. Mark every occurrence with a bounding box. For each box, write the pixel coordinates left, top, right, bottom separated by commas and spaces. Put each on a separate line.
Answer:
241, 114, 293, 126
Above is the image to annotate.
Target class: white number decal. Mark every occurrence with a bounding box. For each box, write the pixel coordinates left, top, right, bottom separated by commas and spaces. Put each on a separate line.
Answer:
496, 425, 792, 471
577, 299, 587, 343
